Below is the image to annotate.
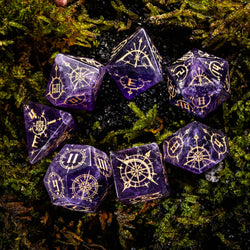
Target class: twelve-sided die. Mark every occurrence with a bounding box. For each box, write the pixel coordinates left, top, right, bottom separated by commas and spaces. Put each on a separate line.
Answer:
44, 144, 113, 212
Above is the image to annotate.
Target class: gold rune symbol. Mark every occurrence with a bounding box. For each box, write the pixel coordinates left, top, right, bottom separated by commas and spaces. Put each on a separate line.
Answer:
59, 147, 87, 172
117, 152, 158, 192
204, 60, 224, 80
47, 64, 65, 100
71, 172, 100, 202
64, 60, 98, 90
170, 63, 190, 82
202, 128, 228, 159
64, 95, 86, 106
115, 74, 150, 96
68, 56, 103, 69
211, 133, 228, 159
175, 99, 194, 113
116, 37, 155, 70
167, 76, 176, 100
94, 153, 112, 178
47, 172, 65, 200
184, 133, 214, 171
188, 67, 213, 87
224, 71, 231, 93
189, 94, 212, 114
166, 129, 189, 162
28, 109, 37, 119
174, 51, 194, 63
26, 106, 60, 149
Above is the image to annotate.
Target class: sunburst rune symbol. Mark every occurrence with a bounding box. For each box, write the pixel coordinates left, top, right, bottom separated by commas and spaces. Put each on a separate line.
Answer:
184, 133, 214, 171
116, 38, 155, 70
71, 172, 100, 202
117, 151, 158, 192
188, 67, 213, 87
64, 61, 97, 90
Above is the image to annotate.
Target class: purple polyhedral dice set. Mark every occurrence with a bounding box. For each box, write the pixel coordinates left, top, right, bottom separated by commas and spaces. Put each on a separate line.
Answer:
23, 28, 231, 212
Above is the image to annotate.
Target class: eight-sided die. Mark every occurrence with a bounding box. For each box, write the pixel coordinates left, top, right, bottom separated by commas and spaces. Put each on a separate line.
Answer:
45, 54, 106, 111
106, 28, 163, 99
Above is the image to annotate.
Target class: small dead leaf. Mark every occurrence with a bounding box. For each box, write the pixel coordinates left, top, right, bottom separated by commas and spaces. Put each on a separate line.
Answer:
41, 211, 49, 224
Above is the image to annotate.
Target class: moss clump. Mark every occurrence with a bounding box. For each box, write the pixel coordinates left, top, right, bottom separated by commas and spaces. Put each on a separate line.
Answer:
0, 0, 249, 249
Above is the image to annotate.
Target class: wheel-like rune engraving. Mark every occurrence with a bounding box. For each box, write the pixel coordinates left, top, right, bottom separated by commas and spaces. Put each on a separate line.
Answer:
184, 133, 214, 171
117, 151, 158, 192
71, 172, 99, 202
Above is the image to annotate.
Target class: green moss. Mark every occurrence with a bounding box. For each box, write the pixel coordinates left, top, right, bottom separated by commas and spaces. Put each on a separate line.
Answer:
0, 0, 249, 249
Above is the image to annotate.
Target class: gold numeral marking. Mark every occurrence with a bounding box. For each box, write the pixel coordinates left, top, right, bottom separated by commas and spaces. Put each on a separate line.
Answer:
170, 141, 180, 153
214, 138, 223, 148
198, 97, 206, 106
97, 158, 108, 172
52, 179, 60, 194
177, 100, 191, 112
29, 109, 37, 119
175, 68, 186, 78
32, 135, 39, 148
68, 97, 82, 104
52, 84, 61, 94
67, 153, 79, 164
211, 63, 222, 77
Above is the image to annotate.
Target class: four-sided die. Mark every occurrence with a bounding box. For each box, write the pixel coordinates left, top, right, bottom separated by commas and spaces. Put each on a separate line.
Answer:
43, 144, 113, 212
163, 121, 229, 174
166, 48, 231, 117
45, 54, 106, 111
110, 143, 170, 204
23, 101, 76, 164
107, 28, 163, 99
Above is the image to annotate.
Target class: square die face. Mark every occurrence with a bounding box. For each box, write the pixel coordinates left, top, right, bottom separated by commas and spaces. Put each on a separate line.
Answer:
110, 143, 169, 204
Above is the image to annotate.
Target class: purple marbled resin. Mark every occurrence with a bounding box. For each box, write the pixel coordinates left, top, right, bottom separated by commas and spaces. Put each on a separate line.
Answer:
43, 144, 113, 212
45, 54, 106, 111
106, 28, 163, 99
166, 48, 231, 118
23, 101, 76, 164
163, 121, 229, 174
110, 143, 170, 204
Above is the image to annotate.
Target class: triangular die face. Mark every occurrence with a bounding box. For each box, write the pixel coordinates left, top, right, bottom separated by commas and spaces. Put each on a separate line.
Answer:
112, 28, 159, 72
23, 101, 75, 164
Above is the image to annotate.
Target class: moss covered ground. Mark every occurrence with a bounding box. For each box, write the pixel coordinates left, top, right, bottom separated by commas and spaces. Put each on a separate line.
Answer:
0, 0, 249, 249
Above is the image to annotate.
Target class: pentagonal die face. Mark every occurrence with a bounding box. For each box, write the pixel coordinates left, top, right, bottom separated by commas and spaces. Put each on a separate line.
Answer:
110, 143, 170, 204
163, 121, 229, 174
166, 48, 231, 118
107, 28, 163, 99
44, 144, 113, 212
45, 54, 106, 111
